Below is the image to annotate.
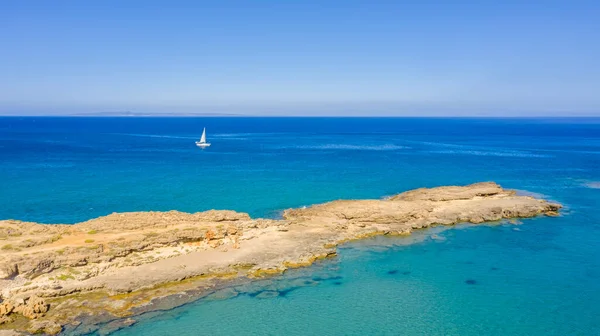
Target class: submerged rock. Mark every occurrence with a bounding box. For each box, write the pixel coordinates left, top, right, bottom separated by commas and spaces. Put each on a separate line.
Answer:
254, 291, 280, 299
205, 288, 239, 301
27, 320, 62, 335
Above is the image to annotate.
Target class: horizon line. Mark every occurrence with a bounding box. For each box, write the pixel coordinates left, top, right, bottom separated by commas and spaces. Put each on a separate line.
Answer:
1, 114, 599, 119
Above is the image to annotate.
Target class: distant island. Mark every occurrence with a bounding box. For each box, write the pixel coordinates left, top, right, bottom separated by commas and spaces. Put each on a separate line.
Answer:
0, 111, 245, 117
0, 182, 561, 335
69, 111, 245, 117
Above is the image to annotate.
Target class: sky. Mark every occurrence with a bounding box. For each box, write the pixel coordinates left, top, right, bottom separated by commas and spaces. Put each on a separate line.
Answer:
0, 0, 599, 116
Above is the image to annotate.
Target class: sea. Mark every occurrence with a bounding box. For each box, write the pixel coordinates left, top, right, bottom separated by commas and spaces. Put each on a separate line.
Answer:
1, 117, 599, 335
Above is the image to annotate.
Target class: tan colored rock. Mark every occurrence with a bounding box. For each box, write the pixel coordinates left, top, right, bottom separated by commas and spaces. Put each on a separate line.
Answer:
0, 315, 14, 325
389, 182, 510, 201
227, 225, 239, 236
0, 267, 17, 280
19, 296, 49, 319
0, 301, 14, 316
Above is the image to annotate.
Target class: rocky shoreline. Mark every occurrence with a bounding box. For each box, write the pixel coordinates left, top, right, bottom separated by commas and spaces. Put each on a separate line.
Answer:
0, 182, 561, 335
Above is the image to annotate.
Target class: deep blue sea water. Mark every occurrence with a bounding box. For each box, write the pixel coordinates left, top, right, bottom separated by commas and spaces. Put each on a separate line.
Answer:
1, 117, 599, 335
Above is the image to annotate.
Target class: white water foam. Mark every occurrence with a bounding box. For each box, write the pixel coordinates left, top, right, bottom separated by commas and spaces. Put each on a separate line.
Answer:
414, 140, 556, 158
428, 149, 552, 158
212, 133, 254, 137
583, 181, 600, 189
213, 132, 290, 138
279, 144, 408, 151
409, 140, 470, 148
534, 148, 600, 155
31, 162, 77, 169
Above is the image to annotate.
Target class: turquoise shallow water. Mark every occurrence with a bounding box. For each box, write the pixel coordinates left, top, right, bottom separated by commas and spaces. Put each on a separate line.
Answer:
1, 117, 599, 335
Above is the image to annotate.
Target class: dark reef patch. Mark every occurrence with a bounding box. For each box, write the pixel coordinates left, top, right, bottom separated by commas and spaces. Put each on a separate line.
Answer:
278, 287, 299, 297
465, 279, 477, 285
387, 270, 399, 275
247, 291, 261, 298
333, 281, 343, 285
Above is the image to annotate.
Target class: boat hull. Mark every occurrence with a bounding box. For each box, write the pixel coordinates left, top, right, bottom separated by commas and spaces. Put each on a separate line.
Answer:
196, 142, 211, 148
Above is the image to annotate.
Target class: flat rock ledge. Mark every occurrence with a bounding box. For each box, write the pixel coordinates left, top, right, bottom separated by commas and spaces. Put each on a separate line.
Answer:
0, 182, 561, 334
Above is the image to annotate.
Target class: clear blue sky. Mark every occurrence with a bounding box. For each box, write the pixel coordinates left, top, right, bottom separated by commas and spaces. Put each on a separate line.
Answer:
1, 0, 599, 116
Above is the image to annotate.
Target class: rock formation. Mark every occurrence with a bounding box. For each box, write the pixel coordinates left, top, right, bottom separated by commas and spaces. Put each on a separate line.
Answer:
0, 182, 561, 334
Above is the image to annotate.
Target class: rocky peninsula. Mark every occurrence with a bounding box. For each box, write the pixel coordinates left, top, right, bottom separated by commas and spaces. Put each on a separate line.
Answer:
0, 182, 561, 335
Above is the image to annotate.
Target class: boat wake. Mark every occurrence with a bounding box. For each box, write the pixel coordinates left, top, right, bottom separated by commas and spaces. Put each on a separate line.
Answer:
112, 133, 197, 140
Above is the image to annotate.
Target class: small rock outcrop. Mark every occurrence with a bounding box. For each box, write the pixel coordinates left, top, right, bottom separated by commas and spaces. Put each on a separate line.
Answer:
17, 296, 50, 319
0, 295, 50, 325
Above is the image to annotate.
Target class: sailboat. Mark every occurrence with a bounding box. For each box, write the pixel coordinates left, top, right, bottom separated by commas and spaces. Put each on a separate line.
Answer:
195, 128, 211, 148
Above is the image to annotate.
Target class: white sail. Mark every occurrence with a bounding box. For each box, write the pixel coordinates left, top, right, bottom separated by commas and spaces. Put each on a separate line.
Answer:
200, 128, 207, 143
